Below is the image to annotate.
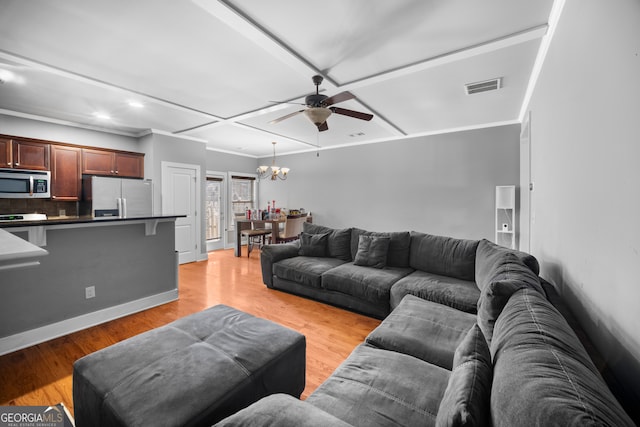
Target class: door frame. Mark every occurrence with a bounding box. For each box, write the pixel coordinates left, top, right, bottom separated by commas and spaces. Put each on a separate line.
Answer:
205, 170, 226, 251
161, 161, 201, 263
519, 111, 532, 253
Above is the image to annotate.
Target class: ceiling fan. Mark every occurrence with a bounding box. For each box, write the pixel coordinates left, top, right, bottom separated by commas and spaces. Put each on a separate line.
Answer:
269, 75, 373, 132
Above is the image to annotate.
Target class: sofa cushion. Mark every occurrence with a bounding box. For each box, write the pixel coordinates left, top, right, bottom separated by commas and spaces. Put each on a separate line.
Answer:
436, 324, 492, 427
391, 271, 480, 314
213, 394, 353, 427
273, 256, 347, 289
321, 263, 413, 307
298, 231, 330, 257
476, 253, 544, 344
410, 232, 479, 282
351, 228, 411, 268
307, 344, 449, 427
353, 235, 390, 268
475, 239, 540, 291
366, 294, 476, 370
490, 288, 635, 427
303, 223, 352, 261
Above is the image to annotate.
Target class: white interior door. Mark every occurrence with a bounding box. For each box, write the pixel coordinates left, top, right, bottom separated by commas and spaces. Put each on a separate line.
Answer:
162, 162, 199, 264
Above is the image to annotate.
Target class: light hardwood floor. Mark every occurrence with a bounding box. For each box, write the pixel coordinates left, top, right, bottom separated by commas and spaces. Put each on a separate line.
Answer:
0, 249, 381, 416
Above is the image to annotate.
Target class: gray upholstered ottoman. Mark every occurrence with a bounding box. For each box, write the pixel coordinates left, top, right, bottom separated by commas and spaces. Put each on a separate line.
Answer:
73, 305, 306, 427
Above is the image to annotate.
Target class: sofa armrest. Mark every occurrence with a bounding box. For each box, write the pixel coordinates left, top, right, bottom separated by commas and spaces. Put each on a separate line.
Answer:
260, 242, 300, 287
213, 394, 353, 427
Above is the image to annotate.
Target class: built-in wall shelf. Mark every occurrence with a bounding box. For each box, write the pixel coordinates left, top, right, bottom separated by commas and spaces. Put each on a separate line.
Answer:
495, 185, 516, 249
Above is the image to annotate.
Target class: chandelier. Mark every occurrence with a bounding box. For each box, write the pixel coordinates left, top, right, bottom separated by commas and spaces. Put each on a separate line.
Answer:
257, 141, 289, 180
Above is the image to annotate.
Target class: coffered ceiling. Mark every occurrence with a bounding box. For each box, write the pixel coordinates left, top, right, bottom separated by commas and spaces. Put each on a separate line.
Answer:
0, 0, 555, 158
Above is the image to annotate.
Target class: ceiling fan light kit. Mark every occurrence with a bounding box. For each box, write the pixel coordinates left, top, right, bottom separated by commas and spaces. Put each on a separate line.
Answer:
270, 75, 373, 132
304, 107, 332, 125
257, 141, 289, 181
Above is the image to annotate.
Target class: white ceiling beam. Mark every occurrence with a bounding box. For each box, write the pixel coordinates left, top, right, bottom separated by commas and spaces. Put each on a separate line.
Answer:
191, 0, 325, 87
336, 24, 549, 93
187, 4, 548, 141
190, 0, 405, 138
519, 2, 566, 121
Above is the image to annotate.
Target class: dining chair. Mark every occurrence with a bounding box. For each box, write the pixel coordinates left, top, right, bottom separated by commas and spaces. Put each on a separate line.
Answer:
273, 215, 306, 243
241, 224, 272, 257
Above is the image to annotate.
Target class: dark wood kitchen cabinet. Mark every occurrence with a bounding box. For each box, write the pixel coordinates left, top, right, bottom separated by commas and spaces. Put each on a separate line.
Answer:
14, 139, 50, 170
82, 148, 144, 178
51, 144, 82, 201
0, 138, 10, 168
0, 138, 50, 170
114, 152, 144, 178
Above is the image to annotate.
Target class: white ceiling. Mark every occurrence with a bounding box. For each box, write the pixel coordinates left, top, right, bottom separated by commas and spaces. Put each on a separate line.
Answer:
0, 0, 555, 158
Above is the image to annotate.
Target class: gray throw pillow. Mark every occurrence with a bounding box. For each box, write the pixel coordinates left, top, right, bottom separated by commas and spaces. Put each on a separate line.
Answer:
302, 223, 352, 261
353, 235, 390, 269
298, 232, 330, 257
436, 324, 492, 427
350, 228, 411, 267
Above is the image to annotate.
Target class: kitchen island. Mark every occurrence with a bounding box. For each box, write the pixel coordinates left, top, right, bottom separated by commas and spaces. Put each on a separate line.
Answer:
0, 215, 181, 356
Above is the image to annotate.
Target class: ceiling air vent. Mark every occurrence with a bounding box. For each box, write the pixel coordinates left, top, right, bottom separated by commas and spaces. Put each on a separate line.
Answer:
465, 78, 502, 95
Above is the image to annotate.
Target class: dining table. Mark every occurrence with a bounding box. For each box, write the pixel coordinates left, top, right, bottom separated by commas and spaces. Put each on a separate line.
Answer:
234, 215, 312, 256
234, 218, 285, 257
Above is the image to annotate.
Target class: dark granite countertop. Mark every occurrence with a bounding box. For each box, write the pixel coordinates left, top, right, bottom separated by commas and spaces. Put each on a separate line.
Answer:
0, 215, 184, 228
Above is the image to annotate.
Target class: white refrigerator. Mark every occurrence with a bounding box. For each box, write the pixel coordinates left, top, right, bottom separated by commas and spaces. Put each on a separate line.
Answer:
88, 176, 153, 218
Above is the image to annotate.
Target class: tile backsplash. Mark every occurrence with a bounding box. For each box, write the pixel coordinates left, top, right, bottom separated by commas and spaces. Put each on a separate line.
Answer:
0, 199, 79, 217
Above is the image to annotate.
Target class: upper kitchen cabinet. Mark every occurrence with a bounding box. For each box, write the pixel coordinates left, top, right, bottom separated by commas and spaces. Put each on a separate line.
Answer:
0, 138, 50, 170
51, 145, 82, 201
82, 148, 144, 178
114, 152, 144, 178
0, 138, 10, 168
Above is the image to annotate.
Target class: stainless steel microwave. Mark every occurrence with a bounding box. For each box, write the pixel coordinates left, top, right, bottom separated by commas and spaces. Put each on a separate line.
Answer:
0, 168, 51, 198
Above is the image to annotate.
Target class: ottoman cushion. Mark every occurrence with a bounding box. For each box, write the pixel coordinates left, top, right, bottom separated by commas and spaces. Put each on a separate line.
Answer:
73, 305, 306, 427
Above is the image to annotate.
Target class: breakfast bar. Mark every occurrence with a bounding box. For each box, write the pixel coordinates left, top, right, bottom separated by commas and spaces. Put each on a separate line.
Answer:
0, 215, 181, 356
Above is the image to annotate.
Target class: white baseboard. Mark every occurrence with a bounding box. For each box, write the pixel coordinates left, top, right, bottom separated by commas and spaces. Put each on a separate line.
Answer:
0, 289, 179, 356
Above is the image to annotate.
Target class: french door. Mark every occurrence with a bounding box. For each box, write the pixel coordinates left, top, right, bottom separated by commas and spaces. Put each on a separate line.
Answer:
206, 173, 226, 251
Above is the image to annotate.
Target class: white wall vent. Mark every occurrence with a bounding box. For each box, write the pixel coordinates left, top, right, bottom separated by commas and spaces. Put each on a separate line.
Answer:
465, 78, 502, 95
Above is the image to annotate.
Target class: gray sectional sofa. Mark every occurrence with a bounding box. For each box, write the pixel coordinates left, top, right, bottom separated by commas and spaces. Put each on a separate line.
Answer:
216, 222, 636, 426
260, 223, 539, 319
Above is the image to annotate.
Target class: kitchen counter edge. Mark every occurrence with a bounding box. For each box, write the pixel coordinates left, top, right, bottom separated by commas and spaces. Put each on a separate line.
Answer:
0, 215, 185, 228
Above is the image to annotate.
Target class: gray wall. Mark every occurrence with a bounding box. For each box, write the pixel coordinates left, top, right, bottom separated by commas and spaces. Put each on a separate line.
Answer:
206, 149, 257, 173
525, 0, 640, 411
0, 221, 177, 338
259, 125, 520, 240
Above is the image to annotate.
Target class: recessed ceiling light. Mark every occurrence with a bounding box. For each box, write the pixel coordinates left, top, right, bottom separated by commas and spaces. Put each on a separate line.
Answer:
128, 100, 144, 108
93, 112, 111, 120
0, 69, 15, 84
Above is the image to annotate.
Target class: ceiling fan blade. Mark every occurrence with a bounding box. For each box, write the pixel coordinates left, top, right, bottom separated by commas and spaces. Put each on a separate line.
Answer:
317, 121, 329, 132
268, 100, 306, 105
322, 91, 355, 107
330, 107, 374, 121
269, 110, 304, 124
